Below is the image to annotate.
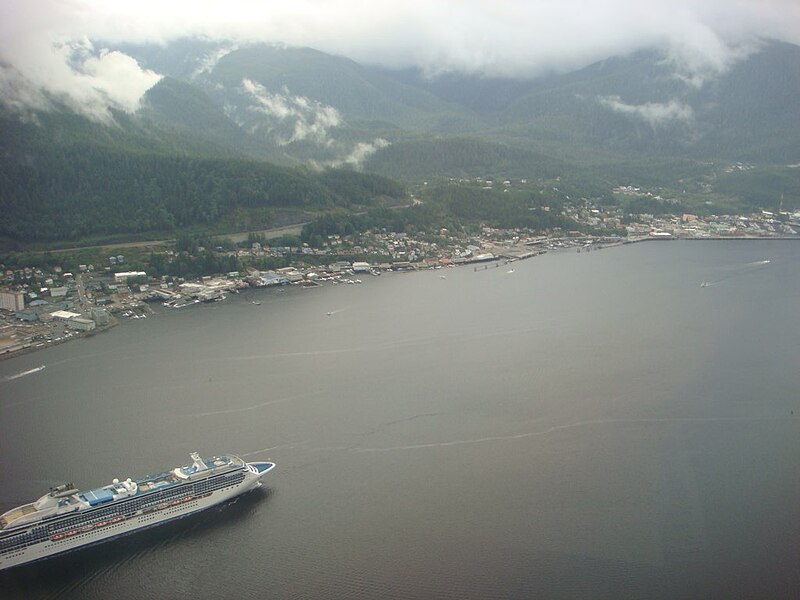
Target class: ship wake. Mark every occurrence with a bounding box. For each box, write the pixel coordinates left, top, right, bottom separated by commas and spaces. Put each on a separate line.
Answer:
2, 365, 45, 382
352, 414, 796, 453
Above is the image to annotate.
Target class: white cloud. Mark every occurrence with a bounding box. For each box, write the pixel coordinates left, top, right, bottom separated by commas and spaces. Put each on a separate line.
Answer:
326, 138, 391, 169
0, 6, 161, 122
0, 64, 52, 117
240, 79, 342, 146
192, 44, 238, 78
597, 95, 695, 127
1, 0, 798, 117
81, 48, 162, 114
236, 78, 388, 166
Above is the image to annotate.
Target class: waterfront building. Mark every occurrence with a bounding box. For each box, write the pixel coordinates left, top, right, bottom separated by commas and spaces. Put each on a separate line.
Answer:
50, 310, 82, 321
92, 307, 108, 327
68, 317, 96, 332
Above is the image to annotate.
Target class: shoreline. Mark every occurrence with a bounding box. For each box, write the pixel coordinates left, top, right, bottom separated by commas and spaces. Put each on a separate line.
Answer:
0, 320, 118, 362
1, 236, 797, 364
627, 235, 800, 242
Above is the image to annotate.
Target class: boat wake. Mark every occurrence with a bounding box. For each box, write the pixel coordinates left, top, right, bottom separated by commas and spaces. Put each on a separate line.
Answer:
352, 414, 795, 453
194, 398, 292, 417
702, 258, 771, 287
193, 391, 322, 417
2, 365, 45, 382
241, 442, 308, 458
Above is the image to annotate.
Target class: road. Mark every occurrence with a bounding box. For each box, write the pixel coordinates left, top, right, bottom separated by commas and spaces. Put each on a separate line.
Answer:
27, 223, 310, 255
220, 223, 307, 244
27, 203, 409, 254
75, 273, 92, 315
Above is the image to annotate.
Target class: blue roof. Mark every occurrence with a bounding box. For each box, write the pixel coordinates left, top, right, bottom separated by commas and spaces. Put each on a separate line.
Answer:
81, 487, 114, 506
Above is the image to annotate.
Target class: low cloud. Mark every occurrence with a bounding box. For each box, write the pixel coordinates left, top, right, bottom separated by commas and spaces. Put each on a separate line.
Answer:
663, 35, 762, 88
77, 46, 162, 116
234, 78, 388, 167
0, 34, 160, 122
240, 79, 341, 146
0, 64, 52, 118
1, 0, 798, 118
325, 138, 391, 170
192, 44, 238, 78
597, 95, 695, 127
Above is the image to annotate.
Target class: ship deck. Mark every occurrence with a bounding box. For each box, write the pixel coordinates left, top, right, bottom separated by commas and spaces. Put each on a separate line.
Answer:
0, 505, 37, 530
1, 454, 248, 533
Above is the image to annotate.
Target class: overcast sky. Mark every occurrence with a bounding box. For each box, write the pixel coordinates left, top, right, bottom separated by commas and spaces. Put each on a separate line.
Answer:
2, 0, 799, 120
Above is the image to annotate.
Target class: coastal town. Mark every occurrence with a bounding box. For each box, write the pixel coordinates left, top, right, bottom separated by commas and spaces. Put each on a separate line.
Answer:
1, 200, 798, 360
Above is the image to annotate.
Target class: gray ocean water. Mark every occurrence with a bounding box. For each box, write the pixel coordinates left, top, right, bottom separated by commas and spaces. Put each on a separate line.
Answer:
1, 241, 799, 599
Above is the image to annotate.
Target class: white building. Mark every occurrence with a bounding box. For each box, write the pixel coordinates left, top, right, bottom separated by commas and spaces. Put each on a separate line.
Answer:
114, 271, 147, 283
69, 317, 96, 331
50, 310, 81, 321
0, 290, 24, 312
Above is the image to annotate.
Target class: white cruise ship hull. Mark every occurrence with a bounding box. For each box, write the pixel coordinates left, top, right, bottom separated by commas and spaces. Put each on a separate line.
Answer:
0, 457, 274, 571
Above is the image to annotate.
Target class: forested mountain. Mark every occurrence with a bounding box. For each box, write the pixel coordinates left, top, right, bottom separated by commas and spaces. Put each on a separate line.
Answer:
1, 38, 798, 243
0, 109, 405, 242
124, 40, 480, 168
125, 41, 476, 131
120, 39, 800, 167
362, 137, 567, 181
120, 39, 799, 188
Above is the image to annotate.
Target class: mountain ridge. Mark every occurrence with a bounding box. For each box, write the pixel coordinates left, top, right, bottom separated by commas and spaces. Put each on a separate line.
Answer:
106, 39, 800, 168
1, 38, 798, 243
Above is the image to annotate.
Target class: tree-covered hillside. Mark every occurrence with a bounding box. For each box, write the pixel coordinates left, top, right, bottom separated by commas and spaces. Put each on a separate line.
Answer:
0, 112, 405, 242
123, 39, 800, 181
363, 137, 568, 181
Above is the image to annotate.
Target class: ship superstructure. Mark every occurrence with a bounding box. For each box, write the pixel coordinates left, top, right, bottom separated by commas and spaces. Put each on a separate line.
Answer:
0, 453, 275, 570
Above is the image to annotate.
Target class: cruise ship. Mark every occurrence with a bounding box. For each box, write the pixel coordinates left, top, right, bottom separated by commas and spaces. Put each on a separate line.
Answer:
0, 453, 275, 571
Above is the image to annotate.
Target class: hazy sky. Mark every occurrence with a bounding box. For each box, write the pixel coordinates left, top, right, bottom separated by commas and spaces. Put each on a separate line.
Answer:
1, 0, 799, 120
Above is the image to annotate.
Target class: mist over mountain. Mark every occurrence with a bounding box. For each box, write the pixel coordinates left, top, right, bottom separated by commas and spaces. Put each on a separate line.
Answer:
125, 41, 483, 167
121, 40, 800, 179
1, 37, 798, 242
105, 39, 800, 166
99, 39, 800, 165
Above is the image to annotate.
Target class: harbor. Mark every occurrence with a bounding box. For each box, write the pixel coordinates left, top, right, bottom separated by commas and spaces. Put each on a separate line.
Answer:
1, 240, 798, 599
2, 199, 798, 361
